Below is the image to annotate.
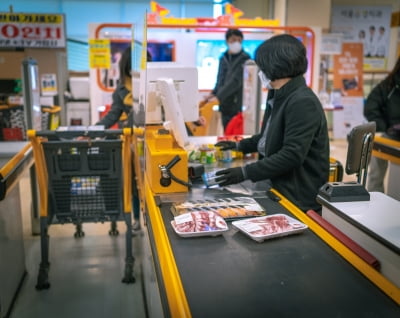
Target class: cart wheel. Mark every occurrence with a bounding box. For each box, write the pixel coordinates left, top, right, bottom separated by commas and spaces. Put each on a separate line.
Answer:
122, 263, 135, 284
109, 221, 119, 236
74, 231, 85, 238
109, 229, 119, 236
74, 223, 85, 238
35, 264, 51, 290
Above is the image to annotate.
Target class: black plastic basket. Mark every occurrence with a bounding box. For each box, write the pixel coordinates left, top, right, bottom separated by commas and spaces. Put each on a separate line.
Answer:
42, 140, 122, 224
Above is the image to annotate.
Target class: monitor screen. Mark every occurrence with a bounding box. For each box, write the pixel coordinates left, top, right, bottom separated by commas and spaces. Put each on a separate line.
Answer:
196, 39, 263, 90
147, 41, 175, 62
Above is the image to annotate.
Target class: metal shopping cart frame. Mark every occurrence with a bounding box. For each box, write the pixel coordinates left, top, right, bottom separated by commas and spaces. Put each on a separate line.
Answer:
28, 127, 135, 290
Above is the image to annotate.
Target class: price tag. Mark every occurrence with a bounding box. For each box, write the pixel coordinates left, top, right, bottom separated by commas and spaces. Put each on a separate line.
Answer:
240, 222, 262, 233
174, 213, 193, 225
244, 204, 264, 212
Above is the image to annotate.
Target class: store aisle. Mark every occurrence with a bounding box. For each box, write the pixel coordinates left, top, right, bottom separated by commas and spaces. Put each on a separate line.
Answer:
11, 222, 146, 318
9, 171, 147, 318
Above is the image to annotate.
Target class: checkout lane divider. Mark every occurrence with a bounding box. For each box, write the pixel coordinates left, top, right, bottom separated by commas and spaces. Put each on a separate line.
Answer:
0, 143, 32, 179
0, 143, 33, 201
271, 188, 400, 305
144, 177, 192, 318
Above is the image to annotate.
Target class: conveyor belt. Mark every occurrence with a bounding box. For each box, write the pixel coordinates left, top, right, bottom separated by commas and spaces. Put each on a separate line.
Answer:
150, 193, 400, 318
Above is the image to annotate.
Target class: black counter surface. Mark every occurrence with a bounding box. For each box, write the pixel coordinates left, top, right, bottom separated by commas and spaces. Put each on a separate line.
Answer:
150, 186, 400, 318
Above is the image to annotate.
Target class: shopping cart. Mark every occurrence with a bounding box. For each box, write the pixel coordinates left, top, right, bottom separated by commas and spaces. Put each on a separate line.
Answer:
28, 127, 135, 290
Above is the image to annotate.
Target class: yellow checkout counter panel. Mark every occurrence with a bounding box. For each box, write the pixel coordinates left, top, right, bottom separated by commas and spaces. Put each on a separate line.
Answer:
0, 142, 33, 318
139, 136, 400, 318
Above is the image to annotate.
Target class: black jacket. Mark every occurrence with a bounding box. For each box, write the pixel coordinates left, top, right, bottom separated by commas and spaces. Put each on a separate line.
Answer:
364, 75, 400, 132
97, 78, 132, 128
239, 76, 330, 212
212, 50, 251, 116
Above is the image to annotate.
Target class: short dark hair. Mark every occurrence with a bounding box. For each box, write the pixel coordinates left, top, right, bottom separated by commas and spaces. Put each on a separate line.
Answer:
255, 34, 307, 81
225, 28, 243, 41
119, 46, 132, 80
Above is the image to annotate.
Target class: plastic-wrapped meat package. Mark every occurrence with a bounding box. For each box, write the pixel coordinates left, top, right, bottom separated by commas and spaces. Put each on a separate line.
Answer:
232, 214, 308, 242
171, 211, 228, 237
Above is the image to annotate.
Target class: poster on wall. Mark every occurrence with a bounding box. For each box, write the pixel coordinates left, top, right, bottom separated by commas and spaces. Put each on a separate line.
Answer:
332, 42, 365, 139
333, 43, 364, 97
331, 5, 392, 70
0, 13, 66, 48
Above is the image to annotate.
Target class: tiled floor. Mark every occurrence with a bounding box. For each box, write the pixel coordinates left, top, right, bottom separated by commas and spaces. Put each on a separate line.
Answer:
9, 138, 352, 318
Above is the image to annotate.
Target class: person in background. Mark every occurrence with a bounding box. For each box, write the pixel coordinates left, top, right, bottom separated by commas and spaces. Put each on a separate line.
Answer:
358, 29, 369, 57
366, 25, 377, 57
97, 47, 152, 233
201, 28, 251, 131
97, 47, 152, 128
375, 26, 386, 57
364, 56, 400, 192
214, 34, 330, 213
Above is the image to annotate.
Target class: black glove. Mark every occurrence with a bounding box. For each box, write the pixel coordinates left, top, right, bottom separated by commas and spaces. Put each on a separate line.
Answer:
215, 140, 237, 151
215, 167, 245, 187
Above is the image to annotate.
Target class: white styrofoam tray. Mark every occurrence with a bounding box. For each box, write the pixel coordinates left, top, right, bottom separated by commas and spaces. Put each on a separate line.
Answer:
232, 214, 308, 242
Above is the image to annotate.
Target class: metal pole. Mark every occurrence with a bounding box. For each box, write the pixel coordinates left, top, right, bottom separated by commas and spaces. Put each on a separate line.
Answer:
22, 58, 41, 234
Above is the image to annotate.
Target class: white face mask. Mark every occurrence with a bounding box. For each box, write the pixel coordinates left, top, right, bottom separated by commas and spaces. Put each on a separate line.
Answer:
228, 41, 242, 54
258, 71, 273, 89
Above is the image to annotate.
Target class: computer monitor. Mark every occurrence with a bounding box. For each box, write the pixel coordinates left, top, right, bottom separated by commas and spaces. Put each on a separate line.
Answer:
143, 62, 199, 124
147, 41, 175, 61
155, 78, 190, 148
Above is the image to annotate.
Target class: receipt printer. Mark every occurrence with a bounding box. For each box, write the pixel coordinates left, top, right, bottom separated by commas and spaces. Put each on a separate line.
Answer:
318, 181, 370, 202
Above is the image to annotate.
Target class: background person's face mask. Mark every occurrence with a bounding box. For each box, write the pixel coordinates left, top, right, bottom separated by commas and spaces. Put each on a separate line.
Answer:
228, 41, 242, 54
258, 71, 273, 89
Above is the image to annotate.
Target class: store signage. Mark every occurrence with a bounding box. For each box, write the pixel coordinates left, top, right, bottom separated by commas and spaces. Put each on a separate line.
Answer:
147, 1, 280, 27
89, 39, 111, 69
41, 73, 57, 96
0, 13, 66, 48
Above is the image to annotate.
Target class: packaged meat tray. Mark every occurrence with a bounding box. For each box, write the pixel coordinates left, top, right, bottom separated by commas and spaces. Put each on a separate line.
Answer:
171, 211, 229, 238
170, 197, 266, 221
232, 214, 308, 242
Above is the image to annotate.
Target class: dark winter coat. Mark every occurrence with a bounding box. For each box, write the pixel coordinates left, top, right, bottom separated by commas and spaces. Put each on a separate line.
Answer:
97, 77, 133, 128
239, 76, 330, 212
364, 75, 400, 132
212, 50, 251, 117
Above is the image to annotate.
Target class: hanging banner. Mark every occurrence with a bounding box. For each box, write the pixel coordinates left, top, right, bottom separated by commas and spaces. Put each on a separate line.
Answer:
331, 5, 392, 70
0, 13, 66, 48
147, 1, 280, 27
333, 43, 364, 97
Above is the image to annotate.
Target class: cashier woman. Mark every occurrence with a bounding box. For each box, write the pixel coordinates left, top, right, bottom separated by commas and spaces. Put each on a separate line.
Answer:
215, 34, 330, 213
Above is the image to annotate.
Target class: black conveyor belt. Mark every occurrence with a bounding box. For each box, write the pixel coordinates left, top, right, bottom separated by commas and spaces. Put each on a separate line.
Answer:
152, 192, 400, 318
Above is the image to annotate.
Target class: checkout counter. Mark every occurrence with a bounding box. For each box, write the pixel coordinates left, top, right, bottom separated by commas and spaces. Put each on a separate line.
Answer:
318, 192, 400, 289
0, 142, 33, 318
138, 135, 400, 318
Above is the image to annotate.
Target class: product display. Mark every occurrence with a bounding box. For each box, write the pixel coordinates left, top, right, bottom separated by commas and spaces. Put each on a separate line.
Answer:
232, 214, 308, 242
171, 211, 228, 237
170, 197, 266, 220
